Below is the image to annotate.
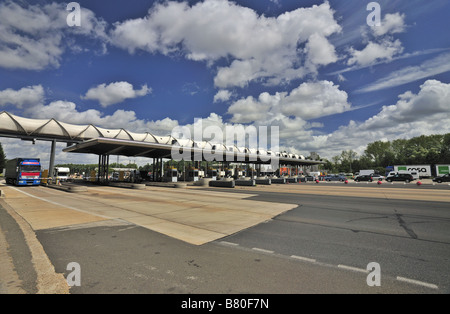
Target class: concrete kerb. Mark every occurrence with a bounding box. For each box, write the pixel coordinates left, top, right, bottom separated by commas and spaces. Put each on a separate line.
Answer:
0, 200, 70, 294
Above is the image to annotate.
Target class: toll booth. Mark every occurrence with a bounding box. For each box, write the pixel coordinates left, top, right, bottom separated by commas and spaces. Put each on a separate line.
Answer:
187, 169, 199, 182
208, 169, 217, 180
165, 168, 178, 182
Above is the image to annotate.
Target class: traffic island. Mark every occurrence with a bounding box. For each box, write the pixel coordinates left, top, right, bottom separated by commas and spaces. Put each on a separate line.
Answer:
44, 183, 88, 193
209, 180, 235, 188
255, 178, 271, 185
235, 179, 256, 186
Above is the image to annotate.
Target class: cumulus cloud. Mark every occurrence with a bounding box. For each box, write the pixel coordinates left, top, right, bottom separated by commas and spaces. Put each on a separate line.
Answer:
306, 80, 450, 158
213, 90, 232, 103
305, 33, 338, 67
82, 81, 151, 107
373, 13, 406, 37
27, 100, 178, 137
228, 80, 351, 123
347, 39, 403, 67
347, 12, 406, 67
110, 0, 341, 88
0, 85, 45, 108
0, 1, 107, 70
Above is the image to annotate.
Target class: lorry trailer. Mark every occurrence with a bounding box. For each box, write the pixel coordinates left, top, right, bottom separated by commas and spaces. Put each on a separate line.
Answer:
394, 165, 431, 178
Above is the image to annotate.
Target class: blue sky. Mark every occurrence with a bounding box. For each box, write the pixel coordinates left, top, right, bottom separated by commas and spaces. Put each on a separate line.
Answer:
0, 0, 450, 166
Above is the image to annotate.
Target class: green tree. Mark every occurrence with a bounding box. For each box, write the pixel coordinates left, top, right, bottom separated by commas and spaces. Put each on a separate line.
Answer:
364, 140, 392, 166
340, 150, 358, 173
0, 142, 6, 170
440, 133, 450, 163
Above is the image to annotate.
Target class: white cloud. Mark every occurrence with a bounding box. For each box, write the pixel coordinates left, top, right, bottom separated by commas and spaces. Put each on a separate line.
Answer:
306, 80, 450, 158
228, 80, 350, 123
305, 33, 338, 67
213, 90, 232, 103
27, 100, 179, 137
347, 39, 403, 67
357, 52, 450, 93
373, 13, 406, 37
82, 81, 151, 107
110, 0, 341, 88
227, 94, 274, 124
0, 85, 45, 108
0, 1, 107, 70
346, 12, 406, 68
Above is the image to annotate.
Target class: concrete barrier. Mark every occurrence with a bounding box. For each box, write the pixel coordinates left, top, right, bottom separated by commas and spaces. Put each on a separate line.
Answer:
271, 178, 286, 184
209, 180, 235, 188
286, 177, 298, 183
0, 189, 4, 198
194, 178, 212, 186
235, 179, 255, 186
255, 179, 271, 185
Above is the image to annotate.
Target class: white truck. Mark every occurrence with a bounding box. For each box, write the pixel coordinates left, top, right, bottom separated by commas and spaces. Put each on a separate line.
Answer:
54, 167, 70, 181
394, 165, 431, 178
435, 165, 450, 176
358, 169, 375, 176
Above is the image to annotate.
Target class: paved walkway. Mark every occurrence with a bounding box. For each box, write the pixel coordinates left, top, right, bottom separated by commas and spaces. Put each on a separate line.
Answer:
0, 185, 296, 245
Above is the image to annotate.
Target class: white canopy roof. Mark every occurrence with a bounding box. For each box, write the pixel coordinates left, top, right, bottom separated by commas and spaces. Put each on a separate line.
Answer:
0, 111, 312, 162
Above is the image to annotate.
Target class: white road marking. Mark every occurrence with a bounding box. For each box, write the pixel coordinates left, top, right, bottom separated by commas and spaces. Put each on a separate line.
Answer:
290, 255, 316, 263
252, 247, 274, 254
220, 241, 239, 246
337, 264, 368, 273
396, 276, 438, 289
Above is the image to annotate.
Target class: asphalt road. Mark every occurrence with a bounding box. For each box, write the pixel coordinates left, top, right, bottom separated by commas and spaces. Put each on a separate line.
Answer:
211, 186, 450, 292
1, 182, 449, 298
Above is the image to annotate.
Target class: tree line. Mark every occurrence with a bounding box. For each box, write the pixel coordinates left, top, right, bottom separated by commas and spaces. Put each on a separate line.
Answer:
321, 133, 450, 174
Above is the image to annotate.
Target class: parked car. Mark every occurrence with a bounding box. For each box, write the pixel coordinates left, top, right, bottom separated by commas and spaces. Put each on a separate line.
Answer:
324, 174, 347, 182
371, 174, 385, 181
386, 173, 414, 183
354, 175, 373, 182
432, 174, 450, 183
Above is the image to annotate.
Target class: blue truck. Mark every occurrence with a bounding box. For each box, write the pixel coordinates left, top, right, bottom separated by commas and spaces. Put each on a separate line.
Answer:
5, 158, 42, 186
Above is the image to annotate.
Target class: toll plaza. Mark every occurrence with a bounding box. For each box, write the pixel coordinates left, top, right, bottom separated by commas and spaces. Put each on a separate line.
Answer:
0, 111, 324, 186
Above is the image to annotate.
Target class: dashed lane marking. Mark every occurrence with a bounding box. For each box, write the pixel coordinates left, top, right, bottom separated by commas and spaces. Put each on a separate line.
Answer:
396, 276, 439, 290
252, 247, 274, 254
290, 255, 316, 263
337, 264, 369, 273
